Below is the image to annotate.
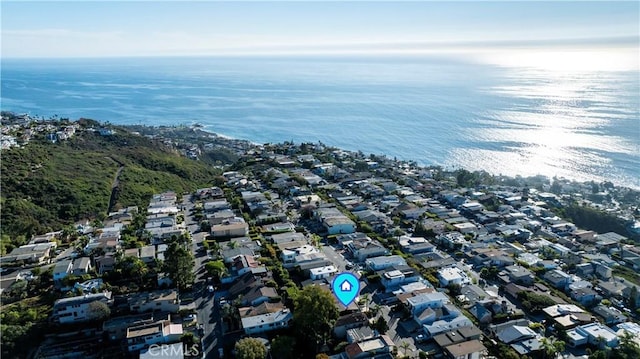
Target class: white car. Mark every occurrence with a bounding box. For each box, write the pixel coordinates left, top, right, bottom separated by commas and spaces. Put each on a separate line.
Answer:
207, 285, 215, 293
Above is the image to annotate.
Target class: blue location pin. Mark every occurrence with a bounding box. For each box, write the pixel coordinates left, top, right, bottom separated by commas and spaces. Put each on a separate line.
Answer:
332, 272, 360, 307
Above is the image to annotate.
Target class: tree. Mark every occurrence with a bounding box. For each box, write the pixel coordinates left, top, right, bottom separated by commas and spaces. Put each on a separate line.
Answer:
400, 341, 411, 356
205, 260, 228, 281
271, 335, 297, 359
615, 330, 640, 359
293, 285, 339, 352
235, 337, 267, 359
118, 256, 149, 285
164, 242, 195, 290
86, 300, 111, 321
540, 337, 565, 359
627, 286, 638, 310
315, 355, 330, 359
372, 316, 389, 334
199, 220, 211, 233
181, 332, 196, 346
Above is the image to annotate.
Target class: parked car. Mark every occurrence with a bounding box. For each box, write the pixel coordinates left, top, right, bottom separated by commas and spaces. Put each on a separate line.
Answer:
415, 334, 427, 343
207, 285, 215, 294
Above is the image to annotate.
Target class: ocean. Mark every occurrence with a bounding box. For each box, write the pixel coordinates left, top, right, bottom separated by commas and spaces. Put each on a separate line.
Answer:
1, 55, 638, 189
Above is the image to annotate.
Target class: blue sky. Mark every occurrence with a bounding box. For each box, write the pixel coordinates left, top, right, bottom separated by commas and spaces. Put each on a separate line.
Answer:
1, 1, 638, 59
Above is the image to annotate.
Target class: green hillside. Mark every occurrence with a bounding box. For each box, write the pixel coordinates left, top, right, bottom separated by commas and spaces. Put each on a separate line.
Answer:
1, 124, 221, 243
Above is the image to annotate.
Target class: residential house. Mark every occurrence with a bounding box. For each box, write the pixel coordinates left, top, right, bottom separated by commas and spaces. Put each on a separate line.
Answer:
221, 246, 255, 264
53, 259, 73, 284
71, 257, 92, 276
471, 248, 514, 268
281, 245, 317, 267
437, 232, 470, 250
495, 323, 542, 356
380, 266, 420, 292
333, 312, 368, 338
203, 200, 231, 213
592, 305, 626, 326
95, 254, 116, 275
469, 302, 494, 324
346, 326, 376, 344
310, 266, 338, 280
103, 313, 156, 341
438, 266, 470, 287
501, 265, 534, 286
443, 340, 487, 359
398, 236, 435, 255
138, 246, 156, 264
337, 232, 370, 247
1, 242, 56, 265
424, 316, 474, 338
126, 318, 183, 352
406, 292, 450, 315
315, 207, 356, 235
365, 255, 407, 271
228, 273, 264, 299
570, 287, 600, 306
347, 239, 389, 262
241, 308, 293, 335
544, 269, 572, 290
52, 292, 113, 324
241, 286, 279, 307
208, 209, 235, 226
567, 322, 619, 348
228, 254, 266, 280
433, 326, 483, 350
295, 252, 333, 274
343, 335, 395, 359
211, 220, 249, 239
238, 301, 285, 320
129, 290, 180, 314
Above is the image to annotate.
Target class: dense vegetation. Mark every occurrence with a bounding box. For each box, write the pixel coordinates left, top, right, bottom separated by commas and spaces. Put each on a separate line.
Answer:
559, 202, 631, 238
1, 124, 221, 243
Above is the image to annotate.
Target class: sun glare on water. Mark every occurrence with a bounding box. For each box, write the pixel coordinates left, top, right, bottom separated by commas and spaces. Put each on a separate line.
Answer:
478, 47, 639, 73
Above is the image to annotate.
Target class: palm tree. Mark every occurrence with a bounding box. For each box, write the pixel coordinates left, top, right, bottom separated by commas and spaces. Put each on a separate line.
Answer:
400, 341, 411, 357
541, 337, 565, 359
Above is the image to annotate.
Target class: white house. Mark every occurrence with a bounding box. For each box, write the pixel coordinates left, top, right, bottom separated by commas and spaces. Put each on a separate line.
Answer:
310, 266, 338, 280
126, 319, 183, 352
281, 245, 318, 267
52, 292, 113, 324
406, 292, 450, 315
380, 267, 420, 292
423, 316, 474, 338
438, 266, 470, 287
241, 308, 293, 335
567, 323, 619, 348
365, 255, 407, 271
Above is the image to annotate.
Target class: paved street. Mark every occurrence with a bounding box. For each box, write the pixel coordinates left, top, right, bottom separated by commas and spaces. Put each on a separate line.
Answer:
181, 195, 223, 359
